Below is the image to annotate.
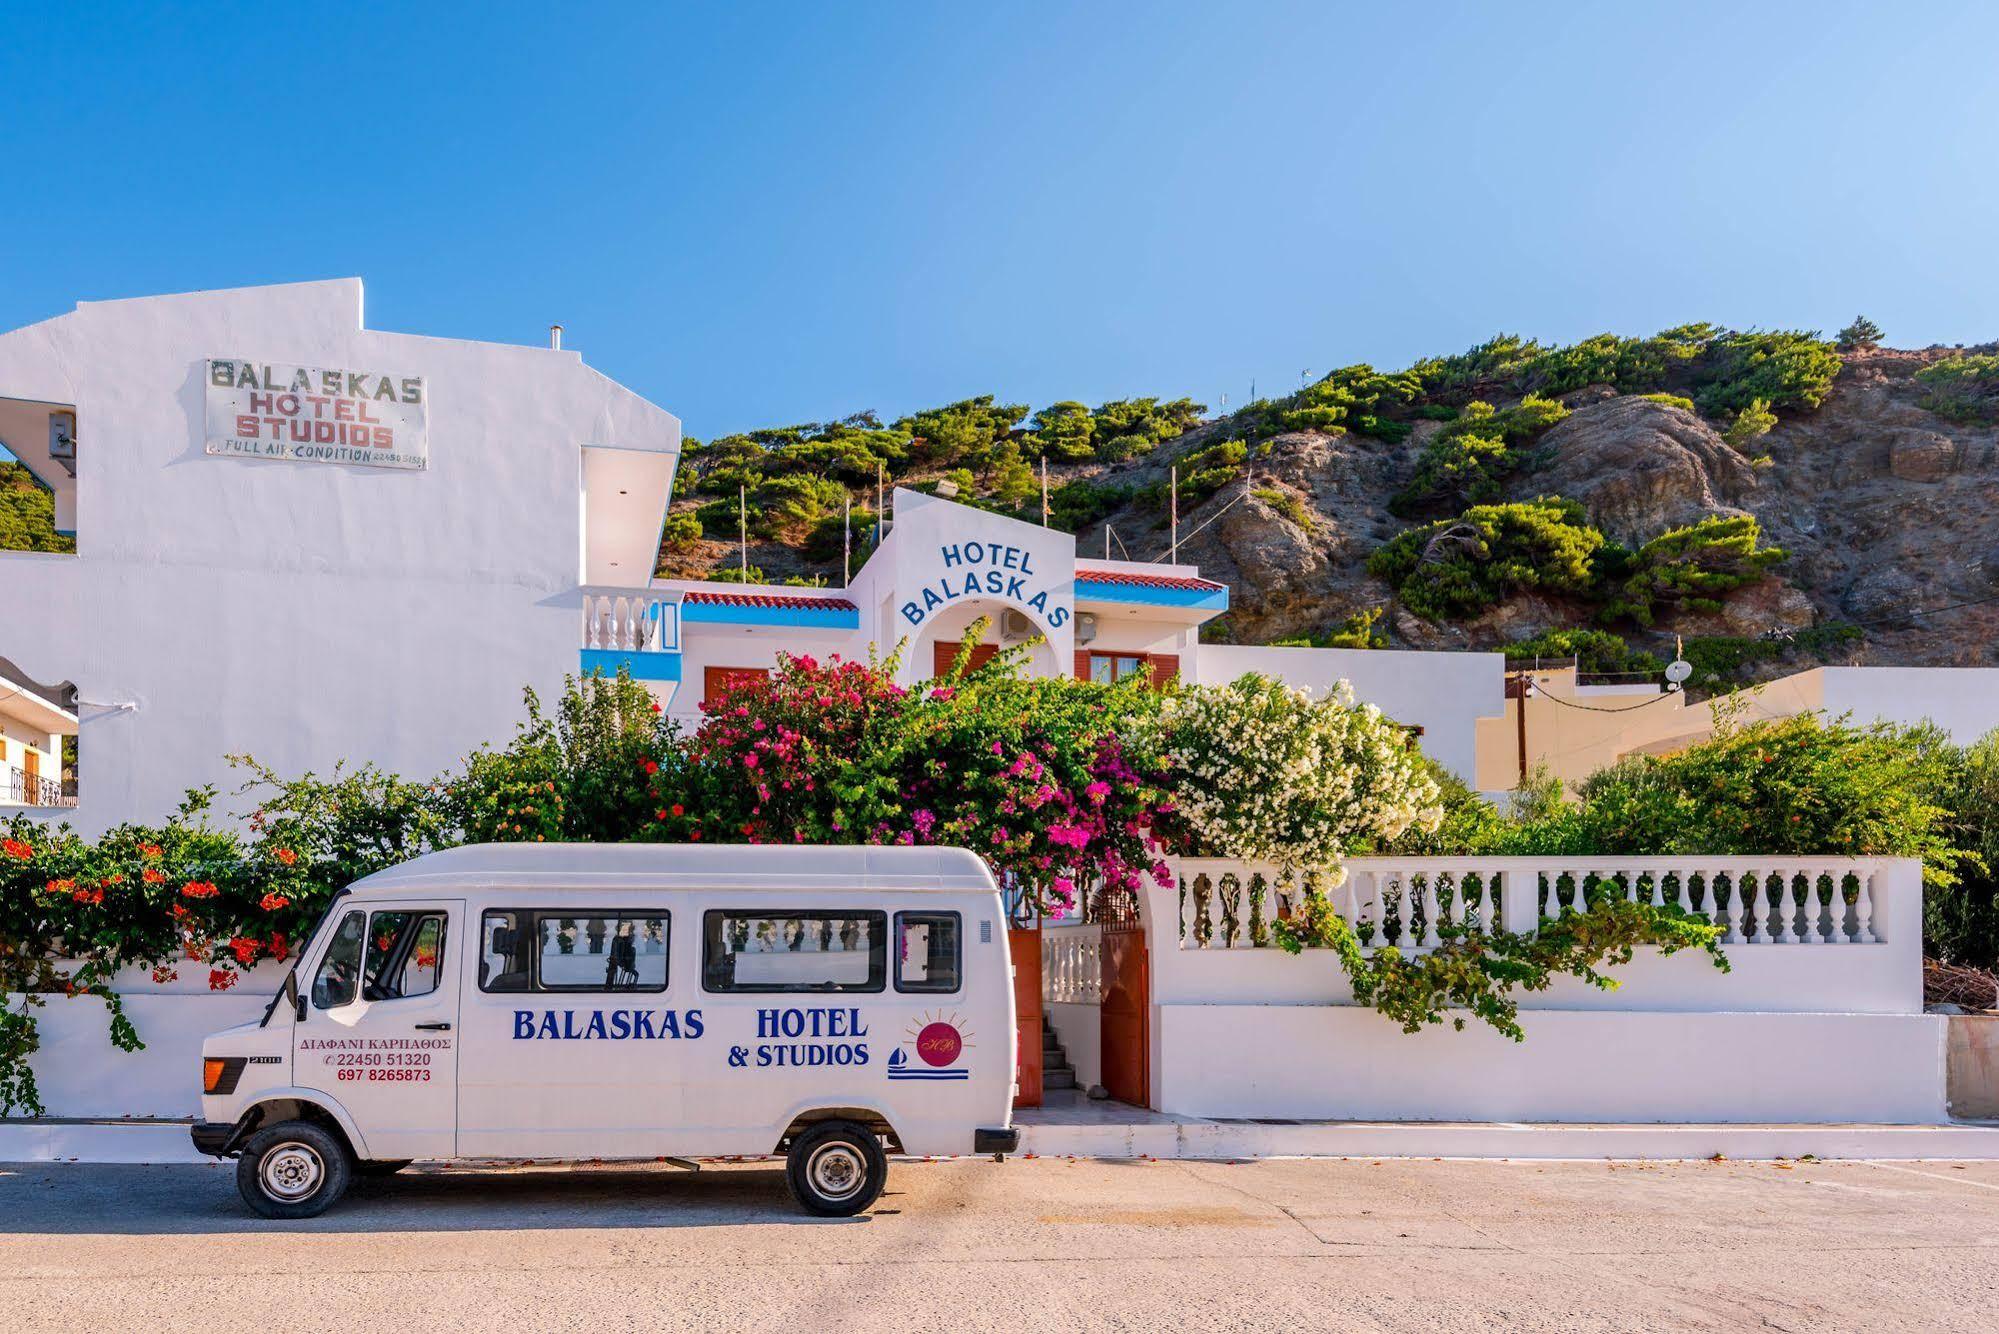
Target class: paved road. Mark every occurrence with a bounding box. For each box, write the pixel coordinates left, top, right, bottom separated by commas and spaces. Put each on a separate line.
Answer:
5, 1156, 1999, 1332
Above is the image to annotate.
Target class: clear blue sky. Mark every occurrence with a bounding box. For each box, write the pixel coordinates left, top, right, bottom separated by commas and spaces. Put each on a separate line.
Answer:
4, 1, 1995, 440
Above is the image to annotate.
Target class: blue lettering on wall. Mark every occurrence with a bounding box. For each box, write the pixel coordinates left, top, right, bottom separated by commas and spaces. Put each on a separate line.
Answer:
899, 542, 1070, 629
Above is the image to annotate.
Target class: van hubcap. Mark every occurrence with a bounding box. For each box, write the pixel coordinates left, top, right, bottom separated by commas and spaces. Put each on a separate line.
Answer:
806, 1143, 865, 1201
261, 1142, 325, 1200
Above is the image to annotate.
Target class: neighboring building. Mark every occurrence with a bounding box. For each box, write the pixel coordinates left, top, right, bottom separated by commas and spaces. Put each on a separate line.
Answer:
1478, 661, 1999, 790
0, 280, 679, 837
0, 661, 77, 809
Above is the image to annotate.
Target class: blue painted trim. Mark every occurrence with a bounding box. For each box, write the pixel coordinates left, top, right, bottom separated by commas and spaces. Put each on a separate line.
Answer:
1075, 580, 1229, 612
580, 648, 682, 683
682, 601, 860, 630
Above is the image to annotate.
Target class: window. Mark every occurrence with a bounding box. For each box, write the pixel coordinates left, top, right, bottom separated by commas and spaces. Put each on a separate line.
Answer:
702, 910, 886, 993
479, 910, 668, 993
360, 911, 447, 1001
895, 912, 961, 994
1089, 653, 1146, 684
311, 910, 366, 1010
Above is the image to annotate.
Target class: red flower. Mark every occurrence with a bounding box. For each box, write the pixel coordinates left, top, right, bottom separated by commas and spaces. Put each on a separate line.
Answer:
2, 837, 33, 860
227, 936, 262, 965
44, 878, 76, 896
142, 867, 165, 884
207, 968, 237, 992
273, 848, 298, 866
72, 886, 104, 906
670, 803, 684, 817
259, 892, 291, 911
150, 965, 178, 985
180, 880, 220, 899
267, 932, 290, 962
139, 843, 162, 858
644, 760, 660, 775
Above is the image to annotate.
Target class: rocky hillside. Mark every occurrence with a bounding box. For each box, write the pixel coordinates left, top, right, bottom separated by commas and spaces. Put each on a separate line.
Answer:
657, 326, 1999, 688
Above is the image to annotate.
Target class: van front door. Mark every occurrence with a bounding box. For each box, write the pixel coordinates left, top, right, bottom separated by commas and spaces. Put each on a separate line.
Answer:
294, 899, 463, 1160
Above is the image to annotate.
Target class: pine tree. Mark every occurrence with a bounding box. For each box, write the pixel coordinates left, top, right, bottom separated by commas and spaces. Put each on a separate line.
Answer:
1836, 316, 1883, 351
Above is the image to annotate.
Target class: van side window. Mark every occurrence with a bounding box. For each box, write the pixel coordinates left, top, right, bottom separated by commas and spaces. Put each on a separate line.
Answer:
362, 911, 446, 1001
895, 912, 961, 993
311, 910, 366, 1010
478, 910, 668, 993
702, 911, 886, 993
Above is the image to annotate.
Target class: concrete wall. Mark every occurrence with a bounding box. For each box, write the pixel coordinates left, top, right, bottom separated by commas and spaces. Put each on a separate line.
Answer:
1045, 1000, 1103, 1090
1815, 667, 1999, 743
1194, 645, 1503, 783
0, 280, 678, 836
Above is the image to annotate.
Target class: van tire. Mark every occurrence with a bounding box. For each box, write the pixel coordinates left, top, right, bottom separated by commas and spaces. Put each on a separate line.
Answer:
785, 1120, 887, 1216
236, 1120, 353, 1219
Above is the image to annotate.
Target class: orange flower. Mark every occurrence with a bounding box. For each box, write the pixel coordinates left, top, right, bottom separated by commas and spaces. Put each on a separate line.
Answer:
2, 837, 33, 860
207, 968, 237, 992
259, 892, 291, 912
227, 936, 262, 965
179, 880, 220, 899
274, 847, 298, 866
142, 867, 165, 884
150, 965, 179, 985
139, 843, 162, 858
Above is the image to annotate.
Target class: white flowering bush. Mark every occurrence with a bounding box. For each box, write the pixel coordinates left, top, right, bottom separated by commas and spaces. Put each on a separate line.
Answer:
1151, 673, 1443, 873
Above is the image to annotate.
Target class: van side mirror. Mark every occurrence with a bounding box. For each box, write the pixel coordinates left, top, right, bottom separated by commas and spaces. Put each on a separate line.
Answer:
286, 971, 305, 1022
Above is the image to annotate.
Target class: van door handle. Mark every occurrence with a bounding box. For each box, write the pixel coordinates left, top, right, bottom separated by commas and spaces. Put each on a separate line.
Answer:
415, 1022, 452, 1031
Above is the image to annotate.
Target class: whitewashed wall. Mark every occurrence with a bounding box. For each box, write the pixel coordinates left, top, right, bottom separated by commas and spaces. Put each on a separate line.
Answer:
1193, 645, 1504, 782
0, 280, 679, 837
1814, 667, 1999, 744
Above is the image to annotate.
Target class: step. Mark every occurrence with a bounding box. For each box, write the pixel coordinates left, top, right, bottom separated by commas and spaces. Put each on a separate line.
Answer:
1043, 1067, 1078, 1091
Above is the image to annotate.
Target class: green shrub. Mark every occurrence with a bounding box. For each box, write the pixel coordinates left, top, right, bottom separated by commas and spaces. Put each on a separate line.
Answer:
1026, 401, 1097, 461
899, 396, 1029, 466
1046, 480, 1133, 534
1723, 397, 1778, 451
986, 439, 1037, 508
1369, 497, 1604, 621
1252, 486, 1312, 529
705, 564, 768, 584
1677, 623, 1863, 689
695, 495, 757, 539
1915, 354, 1999, 424
1504, 628, 1662, 676
1598, 515, 1786, 626
1271, 607, 1389, 650
1392, 395, 1570, 513
1932, 730, 1999, 968
1174, 438, 1248, 504
659, 511, 703, 553
803, 506, 877, 564
1693, 330, 1842, 416
1090, 397, 1205, 458
752, 474, 848, 539
1637, 392, 1696, 411
0, 462, 73, 554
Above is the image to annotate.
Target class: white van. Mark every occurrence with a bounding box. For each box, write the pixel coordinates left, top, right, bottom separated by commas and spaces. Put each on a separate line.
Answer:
192, 843, 1020, 1217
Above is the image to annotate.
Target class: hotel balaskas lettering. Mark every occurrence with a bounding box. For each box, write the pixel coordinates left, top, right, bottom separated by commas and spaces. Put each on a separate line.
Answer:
205, 357, 429, 470
900, 540, 1072, 631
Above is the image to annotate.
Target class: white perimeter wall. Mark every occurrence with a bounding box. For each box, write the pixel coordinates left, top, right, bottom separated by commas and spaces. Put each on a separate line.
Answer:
1045, 1000, 1103, 1090
1194, 645, 1504, 782
0, 280, 678, 836
1816, 667, 1999, 744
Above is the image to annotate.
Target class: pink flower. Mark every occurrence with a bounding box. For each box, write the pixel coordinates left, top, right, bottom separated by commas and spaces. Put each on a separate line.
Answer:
990, 741, 1004, 756
743, 754, 758, 769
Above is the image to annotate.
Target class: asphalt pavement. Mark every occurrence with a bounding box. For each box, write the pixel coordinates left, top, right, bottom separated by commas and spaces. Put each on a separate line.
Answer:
4, 1155, 1998, 1331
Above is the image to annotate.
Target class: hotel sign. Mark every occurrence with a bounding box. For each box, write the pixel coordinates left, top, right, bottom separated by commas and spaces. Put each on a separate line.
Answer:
899, 540, 1072, 630
205, 358, 428, 470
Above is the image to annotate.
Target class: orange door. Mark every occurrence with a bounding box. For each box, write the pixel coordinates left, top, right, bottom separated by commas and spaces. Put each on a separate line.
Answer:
1100, 915, 1150, 1108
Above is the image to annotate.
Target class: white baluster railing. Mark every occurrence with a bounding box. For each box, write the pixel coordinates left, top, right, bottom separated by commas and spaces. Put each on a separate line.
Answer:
580, 588, 681, 655
1042, 923, 1104, 1005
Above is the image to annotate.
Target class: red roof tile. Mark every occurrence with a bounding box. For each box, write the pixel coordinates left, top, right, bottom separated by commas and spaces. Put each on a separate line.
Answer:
683, 590, 859, 611
1075, 567, 1226, 593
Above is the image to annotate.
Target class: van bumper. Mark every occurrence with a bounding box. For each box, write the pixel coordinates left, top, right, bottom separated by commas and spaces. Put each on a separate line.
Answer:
190, 1121, 238, 1157
973, 1126, 1020, 1156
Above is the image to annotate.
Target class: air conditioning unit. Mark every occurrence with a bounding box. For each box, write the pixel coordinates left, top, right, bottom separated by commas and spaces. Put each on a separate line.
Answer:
48, 412, 77, 477
1075, 612, 1098, 643
1000, 609, 1035, 640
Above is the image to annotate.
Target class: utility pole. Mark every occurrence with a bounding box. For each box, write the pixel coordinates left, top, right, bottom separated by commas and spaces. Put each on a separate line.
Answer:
843, 494, 852, 584
1104, 523, 1111, 560
876, 461, 886, 546
738, 483, 748, 579
1169, 465, 1179, 563
1040, 456, 1049, 526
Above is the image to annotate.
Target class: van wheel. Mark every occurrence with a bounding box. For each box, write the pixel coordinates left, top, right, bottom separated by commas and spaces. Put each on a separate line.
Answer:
785, 1120, 887, 1216
236, 1120, 352, 1219
354, 1159, 412, 1177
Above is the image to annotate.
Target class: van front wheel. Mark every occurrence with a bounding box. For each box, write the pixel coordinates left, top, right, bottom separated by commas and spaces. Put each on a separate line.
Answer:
785, 1120, 887, 1216
236, 1120, 352, 1219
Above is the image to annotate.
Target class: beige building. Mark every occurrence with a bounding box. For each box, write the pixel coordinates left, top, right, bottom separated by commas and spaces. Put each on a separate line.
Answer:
1, 663, 77, 808
1477, 663, 1999, 792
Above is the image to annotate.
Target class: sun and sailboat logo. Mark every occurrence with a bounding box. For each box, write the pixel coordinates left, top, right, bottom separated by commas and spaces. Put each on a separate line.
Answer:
886, 1012, 973, 1081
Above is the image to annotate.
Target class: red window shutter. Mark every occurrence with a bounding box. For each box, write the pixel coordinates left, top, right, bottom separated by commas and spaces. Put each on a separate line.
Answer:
1075, 651, 1093, 681
704, 665, 769, 703
934, 642, 998, 678
1147, 654, 1180, 690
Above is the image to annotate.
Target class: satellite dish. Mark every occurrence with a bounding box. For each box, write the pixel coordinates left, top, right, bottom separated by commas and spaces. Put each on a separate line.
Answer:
1664, 659, 1693, 685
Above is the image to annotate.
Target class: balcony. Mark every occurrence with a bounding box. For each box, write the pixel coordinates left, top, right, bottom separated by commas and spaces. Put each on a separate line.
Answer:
580, 587, 682, 685
4, 766, 75, 808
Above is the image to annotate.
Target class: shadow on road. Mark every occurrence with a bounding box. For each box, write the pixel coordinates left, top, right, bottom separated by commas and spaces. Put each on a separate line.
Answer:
0, 1162, 885, 1234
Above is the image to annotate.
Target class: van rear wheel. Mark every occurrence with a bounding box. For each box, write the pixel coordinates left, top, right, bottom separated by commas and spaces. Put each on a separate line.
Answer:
236, 1120, 352, 1219
785, 1120, 887, 1216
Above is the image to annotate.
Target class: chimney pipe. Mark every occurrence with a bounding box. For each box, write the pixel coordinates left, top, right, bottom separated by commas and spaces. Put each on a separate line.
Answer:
549, 324, 563, 351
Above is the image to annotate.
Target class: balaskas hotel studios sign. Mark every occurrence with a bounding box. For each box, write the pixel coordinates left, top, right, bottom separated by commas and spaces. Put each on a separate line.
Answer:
205, 358, 428, 470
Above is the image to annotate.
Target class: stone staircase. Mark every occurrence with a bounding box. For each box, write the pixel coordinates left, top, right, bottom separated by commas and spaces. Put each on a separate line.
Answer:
1042, 1019, 1077, 1092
